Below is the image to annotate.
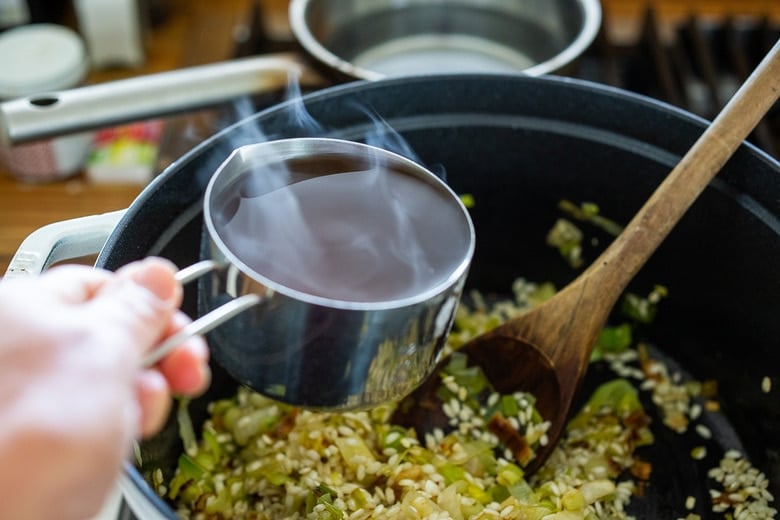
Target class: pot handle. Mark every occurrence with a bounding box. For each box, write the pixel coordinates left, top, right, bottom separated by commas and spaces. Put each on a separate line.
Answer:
0, 53, 326, 145
4, 209, 126, 278
142, 260, 261, 367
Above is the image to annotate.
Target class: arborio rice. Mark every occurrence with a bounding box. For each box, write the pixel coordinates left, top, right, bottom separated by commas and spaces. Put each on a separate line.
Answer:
152, 274, 775, 520
155, 206, 774, 519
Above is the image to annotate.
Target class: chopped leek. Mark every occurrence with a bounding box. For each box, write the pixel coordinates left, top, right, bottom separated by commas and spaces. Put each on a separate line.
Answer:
584, 379, 643, 418
459, 193, 476, 208
592, 323, 633, 360
546, 218, 584, 268
558, 199, 624, 236
620, 285, 668, 324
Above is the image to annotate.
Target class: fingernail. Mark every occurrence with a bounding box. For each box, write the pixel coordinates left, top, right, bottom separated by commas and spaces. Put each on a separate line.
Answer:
196, 364, 212, 397
137, 371, 172, 437
131, 260, 178, 302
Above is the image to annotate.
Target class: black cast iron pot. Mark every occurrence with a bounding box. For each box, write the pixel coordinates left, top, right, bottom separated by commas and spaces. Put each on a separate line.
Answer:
90, 74, 778, 518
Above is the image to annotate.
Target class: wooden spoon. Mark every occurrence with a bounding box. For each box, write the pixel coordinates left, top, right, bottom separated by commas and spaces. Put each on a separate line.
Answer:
392, 39, 780, 474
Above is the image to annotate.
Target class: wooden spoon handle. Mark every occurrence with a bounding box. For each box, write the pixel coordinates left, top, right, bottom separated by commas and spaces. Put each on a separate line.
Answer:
586, 38, 780, 293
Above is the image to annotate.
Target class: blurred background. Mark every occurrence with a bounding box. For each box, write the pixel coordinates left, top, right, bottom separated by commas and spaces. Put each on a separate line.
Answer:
1, 0, 779, 274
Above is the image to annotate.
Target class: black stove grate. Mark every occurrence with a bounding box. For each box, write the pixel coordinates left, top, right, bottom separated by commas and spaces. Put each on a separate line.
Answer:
578, 7, 780, 157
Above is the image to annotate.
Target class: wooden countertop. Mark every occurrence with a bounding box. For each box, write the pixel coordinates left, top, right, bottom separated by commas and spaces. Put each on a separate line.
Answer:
1, 0, 778, 274
0, 0, 258, 274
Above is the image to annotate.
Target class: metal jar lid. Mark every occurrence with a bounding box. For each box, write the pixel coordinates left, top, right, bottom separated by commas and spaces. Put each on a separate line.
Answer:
0, 23, 88, 99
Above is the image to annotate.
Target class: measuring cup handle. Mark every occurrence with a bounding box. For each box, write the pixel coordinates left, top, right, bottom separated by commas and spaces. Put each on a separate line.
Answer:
142, 293, 261, 367
142, 260, 261, 367
175, 259, 221, 284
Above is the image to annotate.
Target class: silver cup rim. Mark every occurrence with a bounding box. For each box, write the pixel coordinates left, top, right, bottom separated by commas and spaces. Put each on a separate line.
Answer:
203, 137, 476, 311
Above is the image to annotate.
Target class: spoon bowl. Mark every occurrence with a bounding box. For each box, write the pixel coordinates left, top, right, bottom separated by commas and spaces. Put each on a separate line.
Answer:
393, 38, 780, 474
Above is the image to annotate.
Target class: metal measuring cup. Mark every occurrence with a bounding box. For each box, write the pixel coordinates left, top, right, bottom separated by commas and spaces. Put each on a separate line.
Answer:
145, 138, 475, 410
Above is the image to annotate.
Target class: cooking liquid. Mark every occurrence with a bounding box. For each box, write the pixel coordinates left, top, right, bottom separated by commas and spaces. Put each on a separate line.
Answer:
211, 155, 471, 303
351, 34, 536, 76
324, 6, 562, 77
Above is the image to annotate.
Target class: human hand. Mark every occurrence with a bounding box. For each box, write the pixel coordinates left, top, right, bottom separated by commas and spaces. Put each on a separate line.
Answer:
0, 257, 209, 520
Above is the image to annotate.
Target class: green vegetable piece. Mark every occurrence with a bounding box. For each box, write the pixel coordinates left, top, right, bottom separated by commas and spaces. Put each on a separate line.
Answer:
592, 323, 633, 360
558, 199, 624, 236
203, 485, 232, 515
490, 484, 510, 503
380, 425, 410, 452
562, 488, 587, 511
202, 429, 221, 458
580, 202, 600, 218
507, 479, 535, 502
168, 454, 209, 500
246, 459, 289, 486
335, 436, 376, 468
176, 398, 198, 457
461, 439, 498, 477
177, 453, 207, 479
438, 463, 467, 485
466, 483, 493, 504
306, 484, 343, 518
620, 287, 667, 324
350, 488, 371, 509
497, 462, 525, 486
586, 379, 644, 418
546, 218, 585, 269
221, 405, 242, 432
266, 473, 289, 486
193, 451, 216, 472
459, 193, 476, 208
501, 394, 521, 418
513, 504, 556, 520
232, 406, 282, 446
440, 351, 492, 398
167, 473, 192, 501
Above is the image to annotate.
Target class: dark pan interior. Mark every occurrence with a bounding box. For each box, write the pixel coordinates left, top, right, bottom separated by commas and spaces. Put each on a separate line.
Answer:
99, 74, 780, 518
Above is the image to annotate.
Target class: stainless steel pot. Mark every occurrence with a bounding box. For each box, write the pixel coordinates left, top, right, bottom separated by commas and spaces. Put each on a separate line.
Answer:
290, 0, 602, 80
0, 0, 600, 145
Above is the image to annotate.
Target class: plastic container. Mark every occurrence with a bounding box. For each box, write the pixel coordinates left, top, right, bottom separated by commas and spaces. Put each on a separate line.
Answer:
0, 23, 92, 182
73, 0, 145, 68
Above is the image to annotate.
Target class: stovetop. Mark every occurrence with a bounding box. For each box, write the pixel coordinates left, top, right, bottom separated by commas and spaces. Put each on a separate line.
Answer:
112, 6, 780, 519
578, 8, 780, 157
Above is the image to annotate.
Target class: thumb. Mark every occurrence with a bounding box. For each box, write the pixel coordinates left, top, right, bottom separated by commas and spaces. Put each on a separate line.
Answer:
89, 258, 183, 358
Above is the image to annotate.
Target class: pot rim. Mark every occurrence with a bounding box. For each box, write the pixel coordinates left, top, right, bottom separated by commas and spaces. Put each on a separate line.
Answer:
289, 0, 603, 80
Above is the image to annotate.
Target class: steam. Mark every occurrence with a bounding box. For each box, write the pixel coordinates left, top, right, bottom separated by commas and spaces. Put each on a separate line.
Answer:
210, 73, 465, 303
